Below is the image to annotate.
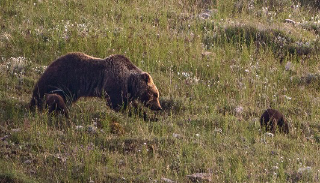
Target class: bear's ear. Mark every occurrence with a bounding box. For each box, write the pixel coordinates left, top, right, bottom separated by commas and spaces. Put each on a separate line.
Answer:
141, 72, 151, 83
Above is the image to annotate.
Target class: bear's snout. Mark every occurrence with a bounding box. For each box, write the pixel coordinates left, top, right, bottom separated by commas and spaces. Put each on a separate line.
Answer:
151, 104, 162, 111
148, 100, 162, 111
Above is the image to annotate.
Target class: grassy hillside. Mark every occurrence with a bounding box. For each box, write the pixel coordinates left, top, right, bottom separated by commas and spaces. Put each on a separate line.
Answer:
0, 0, 320, 182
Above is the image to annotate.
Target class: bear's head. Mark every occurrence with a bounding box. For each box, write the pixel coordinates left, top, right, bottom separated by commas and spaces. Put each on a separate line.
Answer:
282, 122, 289, 134
130, 72, 162, 111
279, 118, 290, 134
45, 93, 68, 117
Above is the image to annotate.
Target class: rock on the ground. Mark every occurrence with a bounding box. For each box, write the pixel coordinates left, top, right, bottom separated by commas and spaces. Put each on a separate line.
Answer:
187, 173, 212, 182
161, 177, 176, 183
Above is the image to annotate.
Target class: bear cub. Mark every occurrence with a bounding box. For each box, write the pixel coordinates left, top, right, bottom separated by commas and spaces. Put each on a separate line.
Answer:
45, 93, 68, 118
260, 109, 289, 134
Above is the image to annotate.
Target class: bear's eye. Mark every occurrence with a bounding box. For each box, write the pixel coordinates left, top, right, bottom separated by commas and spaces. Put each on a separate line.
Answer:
153, 93, 158, 98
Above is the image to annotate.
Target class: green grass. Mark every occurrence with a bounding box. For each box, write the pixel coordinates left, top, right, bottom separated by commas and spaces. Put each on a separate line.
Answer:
1, 0, 320, 182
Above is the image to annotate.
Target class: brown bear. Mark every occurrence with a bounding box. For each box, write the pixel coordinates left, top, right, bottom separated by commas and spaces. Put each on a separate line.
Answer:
260, 109, 289, 134
45, 93, 68, 118
30, 52, 162, 112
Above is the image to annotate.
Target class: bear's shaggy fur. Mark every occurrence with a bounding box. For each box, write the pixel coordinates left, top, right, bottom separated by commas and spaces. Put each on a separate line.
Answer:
45, 93, 68, 118
260, 109, 289, 134
30, 52, 162, 112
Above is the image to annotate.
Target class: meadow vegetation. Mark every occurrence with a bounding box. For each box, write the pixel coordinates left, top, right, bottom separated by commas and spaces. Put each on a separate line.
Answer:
0, 0, 320, 182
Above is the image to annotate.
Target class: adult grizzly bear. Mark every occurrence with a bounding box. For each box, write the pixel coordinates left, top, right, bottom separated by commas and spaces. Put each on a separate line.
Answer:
260, 109, 289, 134
30, 52, 162, 112
45, 93, 68, 118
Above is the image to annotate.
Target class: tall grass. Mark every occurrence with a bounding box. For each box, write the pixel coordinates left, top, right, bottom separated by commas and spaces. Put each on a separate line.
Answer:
1, 0, 320, 182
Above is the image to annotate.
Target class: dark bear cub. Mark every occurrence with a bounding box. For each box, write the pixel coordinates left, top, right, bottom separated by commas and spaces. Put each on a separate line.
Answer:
45, 93, 68, 118
260, 109, 289, 134
30, 52, 161, 114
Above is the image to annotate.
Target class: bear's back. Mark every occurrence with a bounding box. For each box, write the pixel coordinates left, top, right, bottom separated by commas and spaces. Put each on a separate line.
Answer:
260, 109, 285, 127
48, 53, 140, 73
267, 109, 283, 120
48, 52, 104, 69
105, 54, 141, 72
